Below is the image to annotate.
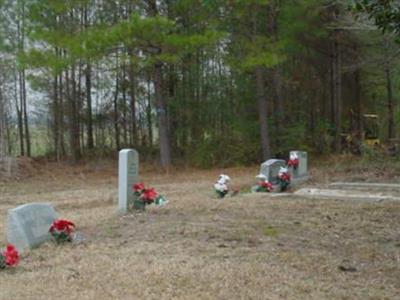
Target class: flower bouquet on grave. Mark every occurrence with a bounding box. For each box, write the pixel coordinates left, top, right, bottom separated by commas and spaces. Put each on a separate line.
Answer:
287, 153, 299, 170
278, 167, 291, 191
254, 180, 273, 193
133, 183, 145, 197
49, 219, 75, 243
0, 244, 19, 270
214, 174, 231, 198
132, 183, 168, 210
252, 174, 272, 193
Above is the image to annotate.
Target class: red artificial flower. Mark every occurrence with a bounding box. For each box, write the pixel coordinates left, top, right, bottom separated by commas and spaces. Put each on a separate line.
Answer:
287, 158, 299, 168
260, 181, 273, 190
49, 219, 75, 234
279, 172, 291, 182
3, 244, 19, 267
133, 183, 145, 192
140, 188, 158, 203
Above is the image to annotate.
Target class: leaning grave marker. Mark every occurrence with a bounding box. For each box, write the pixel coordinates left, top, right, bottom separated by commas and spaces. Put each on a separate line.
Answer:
118, 149, 139, 214
6, 203, 58, 252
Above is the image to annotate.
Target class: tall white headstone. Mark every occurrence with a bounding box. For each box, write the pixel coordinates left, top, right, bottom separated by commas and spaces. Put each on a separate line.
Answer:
6, 203, 58, 252
118, 149, 139, 214
289, 150, 309, 184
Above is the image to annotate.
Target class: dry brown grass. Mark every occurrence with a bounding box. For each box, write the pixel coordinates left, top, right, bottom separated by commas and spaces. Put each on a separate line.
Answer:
1, 160, 400, 300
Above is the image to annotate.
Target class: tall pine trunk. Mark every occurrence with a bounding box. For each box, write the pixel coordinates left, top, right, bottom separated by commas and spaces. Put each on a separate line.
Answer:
386, 66, 395, 139
21, 70, 30, 156
148, 0, 172, 170
128, 52, 137, 146
255, 66, 271, 160
85, 63, 94, 149
331, 29, 342, 153
0, 84, 7, 158
113, 68, 120, 151
154, 62, 171, 169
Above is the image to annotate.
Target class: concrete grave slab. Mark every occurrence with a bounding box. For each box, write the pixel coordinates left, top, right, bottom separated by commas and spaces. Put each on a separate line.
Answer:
6, 203, 58, 252
294, 188, 400, 202
330, 182, 400, 192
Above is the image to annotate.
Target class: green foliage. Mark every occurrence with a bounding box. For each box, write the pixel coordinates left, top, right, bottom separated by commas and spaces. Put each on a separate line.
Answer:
191, 131, 260, 168
353, 0, 400, 35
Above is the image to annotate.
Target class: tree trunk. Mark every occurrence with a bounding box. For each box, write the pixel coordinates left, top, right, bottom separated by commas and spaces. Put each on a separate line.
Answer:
122, 63, 128, 147
53, 74, 60, 158
128, 52, 137, 146
386, 66, 395, 139
21, 70, 30, 156
255, 66, 271, 160
272, 67, 284, 151
85, 63, 94, 149
154, 62, 172, 170
58, 72, 65, 158
113, 69, 121, 151
146, 77, 153, 147
16, 101, 24, 156
148, 0, 172, 170
332, 29, 342, 153
268, 4, 283, 152
66, 66, 81, 162
0, 84, 7, 158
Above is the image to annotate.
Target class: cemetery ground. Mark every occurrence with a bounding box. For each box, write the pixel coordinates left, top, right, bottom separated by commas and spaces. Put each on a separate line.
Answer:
1, 157, 400, 300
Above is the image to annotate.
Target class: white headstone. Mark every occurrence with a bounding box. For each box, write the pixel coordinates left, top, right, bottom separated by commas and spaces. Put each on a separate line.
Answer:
258, 159, 286, 185
289, 151, 309, 183
118, 149, 139, 214
6, 203, 58, 252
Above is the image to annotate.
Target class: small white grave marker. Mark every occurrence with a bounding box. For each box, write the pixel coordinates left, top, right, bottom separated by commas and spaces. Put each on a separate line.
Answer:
118, 149, 139, 214
6, 203, 58, 252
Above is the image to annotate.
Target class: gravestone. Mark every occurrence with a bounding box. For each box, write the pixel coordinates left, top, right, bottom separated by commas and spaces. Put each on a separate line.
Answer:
289, 151, 309, 184
6, 203, 58, 252
257, 159, 286, 186
118, 149, 139, 214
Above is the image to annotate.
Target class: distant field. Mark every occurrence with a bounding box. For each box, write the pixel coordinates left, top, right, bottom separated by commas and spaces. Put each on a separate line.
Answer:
0, 161, 399, 299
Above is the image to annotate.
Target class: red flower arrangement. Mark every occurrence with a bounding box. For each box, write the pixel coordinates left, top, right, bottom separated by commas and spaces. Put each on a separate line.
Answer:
140, 187, 158, 204
255, 180, 273, 192
49, 219, 75, 243
133, 183, 145, 195
0, 244, 19, 269
287, 158, 299, 169
278, 169, 291, 191
132, 183, 168, 210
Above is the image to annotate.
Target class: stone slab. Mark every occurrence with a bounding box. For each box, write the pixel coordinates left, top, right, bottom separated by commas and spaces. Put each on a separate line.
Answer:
6, 203, 58, 252
294, 188, 400, 202
330, 182, 400, 191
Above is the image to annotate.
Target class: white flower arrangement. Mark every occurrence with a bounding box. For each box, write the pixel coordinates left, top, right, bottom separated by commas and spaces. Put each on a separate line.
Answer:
214, 174, 231, 198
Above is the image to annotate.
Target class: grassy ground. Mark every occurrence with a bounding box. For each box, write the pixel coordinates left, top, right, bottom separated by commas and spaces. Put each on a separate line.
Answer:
0, 158, 399, 299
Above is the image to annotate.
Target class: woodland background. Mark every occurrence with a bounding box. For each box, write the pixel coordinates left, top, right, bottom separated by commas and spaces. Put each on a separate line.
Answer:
0, 0, 399, 170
